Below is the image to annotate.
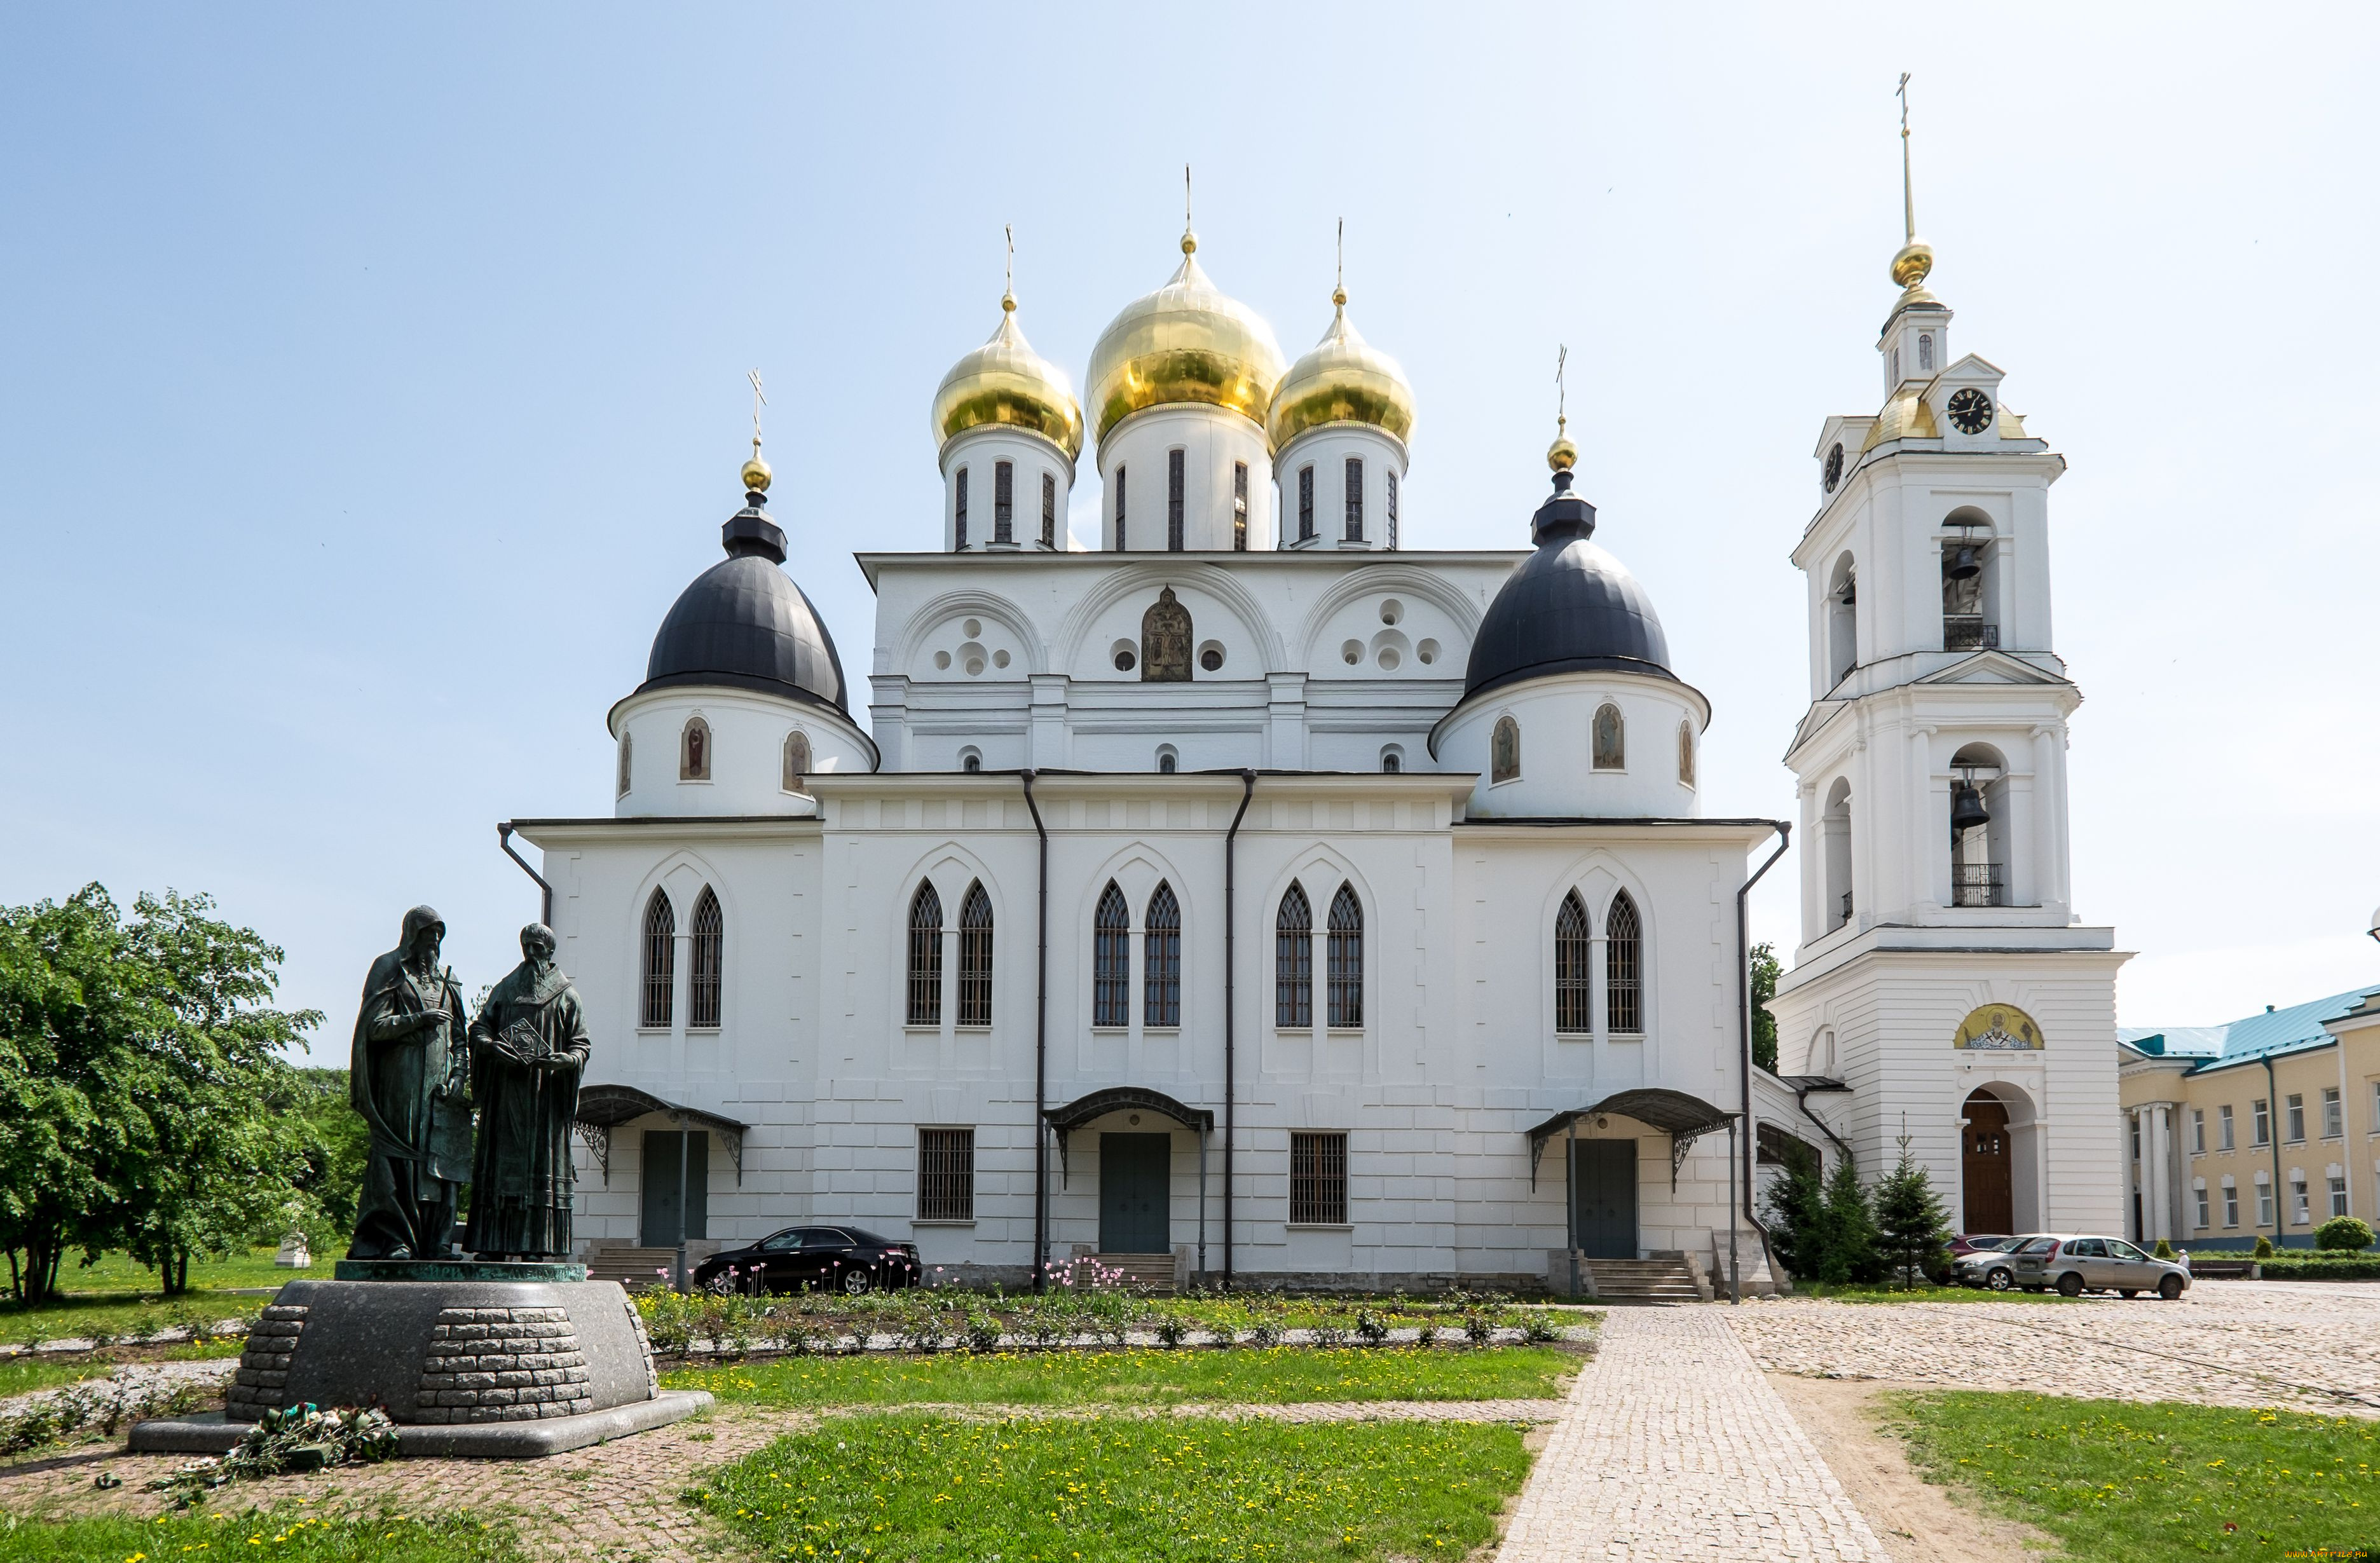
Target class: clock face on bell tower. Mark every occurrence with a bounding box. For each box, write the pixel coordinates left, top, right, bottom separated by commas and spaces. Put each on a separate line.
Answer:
1946, 387, 1993, 435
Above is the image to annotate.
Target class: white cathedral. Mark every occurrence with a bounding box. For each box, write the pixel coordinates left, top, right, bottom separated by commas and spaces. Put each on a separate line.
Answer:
513, 195, 2123, 1295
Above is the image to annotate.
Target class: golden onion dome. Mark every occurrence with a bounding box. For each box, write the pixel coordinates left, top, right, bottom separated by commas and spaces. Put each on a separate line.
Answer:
1266, 289, 1416, 453
1084, 231, 1287, 447
930, 294, 1084, 465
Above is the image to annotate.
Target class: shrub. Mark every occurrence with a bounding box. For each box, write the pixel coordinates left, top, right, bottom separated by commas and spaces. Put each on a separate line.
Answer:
2252, 1235, 2275, 1259
1244, 1315, 1282, 1349
1520, 1311, 1561, 1344
962, 1309, 1004, 1354
2152, 1239, 2174, 1260
1152, 1313, 1189, 1349
2315, 1215, 2373, 1252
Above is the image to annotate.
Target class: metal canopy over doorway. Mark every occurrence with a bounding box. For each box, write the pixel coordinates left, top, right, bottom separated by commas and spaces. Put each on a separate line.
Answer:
1043, 1086, 1215, 1275
574, 1082, 749, 1187
1526, 1088, 1739, 1189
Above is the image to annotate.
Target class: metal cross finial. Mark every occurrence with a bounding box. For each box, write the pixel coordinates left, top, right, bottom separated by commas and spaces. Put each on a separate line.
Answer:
1334, 217, 1346, 306
1897, 72, 1916, 243
1184, 163, 1192, 228
1004, 224, 1015, 308
748, 367, 767, 454
1556, 344, 1568, 434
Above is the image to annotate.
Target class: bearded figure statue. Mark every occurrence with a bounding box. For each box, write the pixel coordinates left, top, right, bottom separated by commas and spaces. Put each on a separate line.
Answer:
463, 922, 592, 1259
347, 905, 472, 1260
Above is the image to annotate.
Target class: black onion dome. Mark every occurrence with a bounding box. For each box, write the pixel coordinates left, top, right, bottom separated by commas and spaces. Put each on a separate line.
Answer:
639, 502, 849, 714
1463, 470, 1674, 702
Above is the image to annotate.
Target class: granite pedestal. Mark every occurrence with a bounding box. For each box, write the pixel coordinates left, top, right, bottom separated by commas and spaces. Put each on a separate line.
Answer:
130, 1262, 706, 1459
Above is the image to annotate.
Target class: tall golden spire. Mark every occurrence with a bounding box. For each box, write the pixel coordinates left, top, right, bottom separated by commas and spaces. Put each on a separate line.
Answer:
1547, 344, 1577, 472
741, 367, 771, 493
1889, 72, 1936, 300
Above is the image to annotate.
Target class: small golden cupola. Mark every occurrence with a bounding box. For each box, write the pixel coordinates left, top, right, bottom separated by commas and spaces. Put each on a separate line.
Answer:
1267, 229, 1415, 551
930, 233, 1083, 552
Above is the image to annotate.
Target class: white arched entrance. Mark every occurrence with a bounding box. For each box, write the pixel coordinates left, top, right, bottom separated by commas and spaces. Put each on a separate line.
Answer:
1960, 1082, 2041, 1234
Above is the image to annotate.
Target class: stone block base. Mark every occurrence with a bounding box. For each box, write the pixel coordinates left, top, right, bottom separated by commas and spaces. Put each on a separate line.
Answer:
132, 1391, 711, 1459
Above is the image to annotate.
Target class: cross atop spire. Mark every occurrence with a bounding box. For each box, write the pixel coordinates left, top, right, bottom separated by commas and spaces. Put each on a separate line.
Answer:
1180, 163, 1196, 255
741, 368, 771, 495
1887, 71, 1936, 299
1002, 223, 1016, 313
1898, 72, 1915, 243
1334, 217, 1346, 308
1547, 344, 1578, 474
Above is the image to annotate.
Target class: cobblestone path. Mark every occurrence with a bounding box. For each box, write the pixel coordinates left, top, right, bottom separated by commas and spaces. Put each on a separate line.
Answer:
1495, 1309, 1886, 1562
1725, 1282, 2380, 1414
0, 1395, 1566, 1560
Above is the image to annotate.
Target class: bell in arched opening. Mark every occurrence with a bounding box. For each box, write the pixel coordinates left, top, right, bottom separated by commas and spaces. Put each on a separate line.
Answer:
1950, 779, 1991, 837
1945, 542, 1982, 581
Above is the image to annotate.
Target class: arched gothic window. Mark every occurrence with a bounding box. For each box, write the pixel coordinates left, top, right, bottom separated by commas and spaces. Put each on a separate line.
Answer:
957, 882, 993, 1026
1554, 891, 1590, 1035
783, 730, 810, 793
640, 890, 675, 1028
906, 882, 943, 1026
689, 887, 723, 1030
1677, 721, 1695, 788
1144, 882, 1180, 1027
1604, 891, 1642, 1035
617, 732, 633, 798
1092, 882, 1130, 1028
1326, 883, 1364, 1028
1275, 882, 1313, 1028
1491, 716, 1520, 784
1592, 704, 1625, 770
681, 717, 711, 781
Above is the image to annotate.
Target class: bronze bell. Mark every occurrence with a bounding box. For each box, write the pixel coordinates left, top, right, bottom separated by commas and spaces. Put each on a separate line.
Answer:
1946, 543, 1982, 581
1950, 780, 1991, 835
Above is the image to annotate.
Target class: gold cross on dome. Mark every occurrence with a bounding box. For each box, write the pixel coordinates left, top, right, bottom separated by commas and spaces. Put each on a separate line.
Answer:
748, 368, 767, 453
1555, 344, 1568, 435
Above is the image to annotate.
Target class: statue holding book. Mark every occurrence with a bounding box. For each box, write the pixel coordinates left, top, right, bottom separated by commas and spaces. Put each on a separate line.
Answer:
463, 922, 592, 1260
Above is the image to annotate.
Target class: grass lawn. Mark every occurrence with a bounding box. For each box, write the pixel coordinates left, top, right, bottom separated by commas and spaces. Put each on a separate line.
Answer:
693, 1412, 1533, 1562
0, 1511, 523, 1562
1, 1247, 307, 1346
1896, 1391, 2380, 1559
0, 1338, 244, 1400
666, 1344, 1577, 1409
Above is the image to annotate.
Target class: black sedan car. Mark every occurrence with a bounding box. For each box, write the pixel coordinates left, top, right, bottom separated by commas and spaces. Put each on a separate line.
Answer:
690, 1225, 921, 1295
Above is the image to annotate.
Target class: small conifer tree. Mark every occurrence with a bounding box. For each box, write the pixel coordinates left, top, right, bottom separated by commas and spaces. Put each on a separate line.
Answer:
1872, 1130, 1952, 1289
1761, 1142, 1827, 1282
1818, 1152, 1882, 1285
2152, 1238, 2174, 1260
2252, 1234, 2275, 1259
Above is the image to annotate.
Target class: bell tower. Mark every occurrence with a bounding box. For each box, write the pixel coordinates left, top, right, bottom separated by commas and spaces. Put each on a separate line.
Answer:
1765, 79, 2124, 1236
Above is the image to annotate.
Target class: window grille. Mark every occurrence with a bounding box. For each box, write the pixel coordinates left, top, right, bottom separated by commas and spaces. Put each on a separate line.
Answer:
1144, 882, 1180, 1027
1114, 465, 1126, 550
994, 460, 1014, 543
1326, 883, 1363, 1028
1344, 456, 1364, 541
955, 467, 969, 550
641, 890, 675, 1028
906, 882, 943, 1026
1290, 1131, 1347, 1225
1554, 891, 1590, 1034
1275, 882, 1312, 1028
1491, 716, 1519, 783
1592, 703, 1625, 770
617, 733, 633, 797
1166, 448, 1185, 551
1093, 882, 1130, 1027
1297, 465, 1315, 541
783, 730, 809, 792
1605, 891, 1642, 1035
1385, 470, 1398, 549
918, 1128, 975, 1221
689, 887, 723, 1030
957, 882, 993, 1026
1042, 471, 1057, 548
1233, 461, 1248, 550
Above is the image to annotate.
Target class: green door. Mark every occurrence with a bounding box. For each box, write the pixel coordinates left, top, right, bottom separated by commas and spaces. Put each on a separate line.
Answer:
641, 1130, 709, 1249
1098, 1133, 1171, 1253
1570, 1138, 1638, 1259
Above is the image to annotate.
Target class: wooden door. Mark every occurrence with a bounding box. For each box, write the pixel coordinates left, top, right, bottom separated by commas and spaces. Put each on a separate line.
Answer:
1962, 1094, 2013, 1234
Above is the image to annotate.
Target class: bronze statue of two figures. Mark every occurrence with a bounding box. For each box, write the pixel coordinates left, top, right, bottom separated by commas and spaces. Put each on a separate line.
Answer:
347, 908, 591, 1263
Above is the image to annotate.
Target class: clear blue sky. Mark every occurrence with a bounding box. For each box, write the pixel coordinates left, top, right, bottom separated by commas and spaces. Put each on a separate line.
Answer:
4, 5, 2375, 1054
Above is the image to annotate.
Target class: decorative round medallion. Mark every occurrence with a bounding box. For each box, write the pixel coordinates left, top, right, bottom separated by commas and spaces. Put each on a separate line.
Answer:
1946, 388, 1994, 435
1823, 442, 1845, 493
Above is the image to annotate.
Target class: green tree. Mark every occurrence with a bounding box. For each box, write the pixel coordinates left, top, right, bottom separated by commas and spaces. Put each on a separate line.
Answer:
1817, 1154, 1882, 1285
1871, 1135, 1952, 1289
2314, 1215, 2372, 1252
1749, 942, 1781, 1074
289, 1067, 368, 1246
1760, 1140, 1827, 1282
2252, 1234, 2275, 1259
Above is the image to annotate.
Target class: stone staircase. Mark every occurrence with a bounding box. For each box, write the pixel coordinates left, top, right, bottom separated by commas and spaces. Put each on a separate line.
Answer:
1583, 1255, 1704, 1304
583, 1246, 682, 1289
1087, 1253, 1179, 1295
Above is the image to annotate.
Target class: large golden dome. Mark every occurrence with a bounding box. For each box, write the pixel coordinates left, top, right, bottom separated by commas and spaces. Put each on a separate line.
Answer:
931, 295, 1084, 465
1266, 290, 1415, 452
1084, 233, 1287, 447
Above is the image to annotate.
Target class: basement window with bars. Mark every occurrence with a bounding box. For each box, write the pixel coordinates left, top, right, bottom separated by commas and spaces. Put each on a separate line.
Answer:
1290, 1131, 1348, 1225
917, 1128, 975, 1222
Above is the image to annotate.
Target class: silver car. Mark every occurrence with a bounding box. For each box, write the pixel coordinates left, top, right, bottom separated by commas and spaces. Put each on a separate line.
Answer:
2011, 1234, 2191, 1299
1953, 1235, 2031, 1291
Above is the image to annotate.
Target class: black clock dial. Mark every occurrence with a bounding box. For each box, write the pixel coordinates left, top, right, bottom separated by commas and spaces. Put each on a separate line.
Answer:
1947, 387, 1994, 435
1823, 442, 1845, 492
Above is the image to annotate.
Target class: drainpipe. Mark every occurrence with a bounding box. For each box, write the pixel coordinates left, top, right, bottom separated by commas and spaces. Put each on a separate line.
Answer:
1222, 770, 1255, 1287
1795, 1081, 1857, 1170
2262, 1053, 2285, 1250
1021, 772, 1050, 1293
1737, 822, 1791, 1245
498, 822, 555, 926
